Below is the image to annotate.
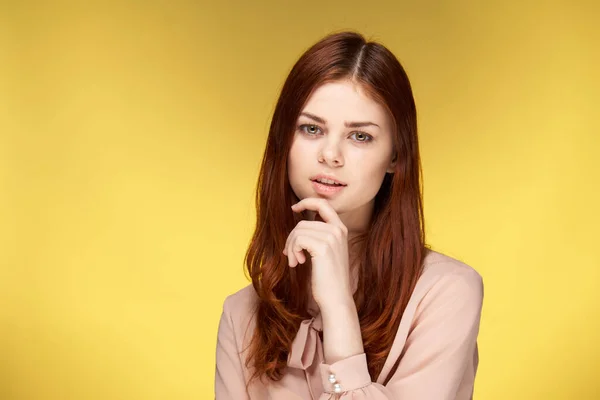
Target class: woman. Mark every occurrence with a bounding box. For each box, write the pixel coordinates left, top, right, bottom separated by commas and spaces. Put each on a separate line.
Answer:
215, 31, 484, 399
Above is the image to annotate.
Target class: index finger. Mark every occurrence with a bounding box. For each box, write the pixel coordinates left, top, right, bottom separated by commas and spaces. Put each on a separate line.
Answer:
291, 198, 344, 228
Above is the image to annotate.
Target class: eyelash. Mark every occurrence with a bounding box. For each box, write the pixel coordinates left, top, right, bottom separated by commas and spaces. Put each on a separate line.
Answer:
297, 124, 373, 143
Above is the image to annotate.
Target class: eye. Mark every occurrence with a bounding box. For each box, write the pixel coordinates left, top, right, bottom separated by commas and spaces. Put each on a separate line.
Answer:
299, 124, 322, 135
350, 131, 373, 143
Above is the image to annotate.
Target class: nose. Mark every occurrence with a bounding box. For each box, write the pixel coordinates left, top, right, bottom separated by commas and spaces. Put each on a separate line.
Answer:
319, 138, 344, 167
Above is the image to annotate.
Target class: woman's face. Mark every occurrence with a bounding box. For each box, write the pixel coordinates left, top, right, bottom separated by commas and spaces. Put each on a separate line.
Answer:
287, 80, 396, 233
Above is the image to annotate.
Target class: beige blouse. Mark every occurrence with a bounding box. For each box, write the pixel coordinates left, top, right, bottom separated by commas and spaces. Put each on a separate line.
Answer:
215, 250, 484, 399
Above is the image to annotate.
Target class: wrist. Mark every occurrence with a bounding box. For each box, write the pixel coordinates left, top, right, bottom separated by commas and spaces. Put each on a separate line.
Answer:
320, 296, 364, 364
318, 294, 356, 317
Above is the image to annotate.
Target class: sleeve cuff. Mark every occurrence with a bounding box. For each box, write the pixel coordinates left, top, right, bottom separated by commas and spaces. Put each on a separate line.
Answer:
319, 353, 372, 393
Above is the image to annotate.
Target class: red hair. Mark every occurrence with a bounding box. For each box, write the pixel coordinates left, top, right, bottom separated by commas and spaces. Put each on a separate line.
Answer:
244, 31, 427, 384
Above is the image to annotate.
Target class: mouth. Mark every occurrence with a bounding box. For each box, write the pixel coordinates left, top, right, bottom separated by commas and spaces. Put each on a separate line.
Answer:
309, 175, 347, 187
310, 177, 347, 196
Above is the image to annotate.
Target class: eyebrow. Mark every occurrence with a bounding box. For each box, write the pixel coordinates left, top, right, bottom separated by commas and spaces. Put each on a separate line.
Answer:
299, 112, 380, 129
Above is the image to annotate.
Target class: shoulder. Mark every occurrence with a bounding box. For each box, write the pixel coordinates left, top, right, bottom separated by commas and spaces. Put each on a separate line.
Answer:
421, 249, 483, 289
414, 249, 484, 313
220, 283, 260, 343
378, 250, 484, 386
222, 283, 259, 320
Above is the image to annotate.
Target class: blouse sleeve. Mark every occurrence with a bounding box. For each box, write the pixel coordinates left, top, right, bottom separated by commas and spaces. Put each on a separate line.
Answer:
215, 296, 251, 400
317, 268, 484, 400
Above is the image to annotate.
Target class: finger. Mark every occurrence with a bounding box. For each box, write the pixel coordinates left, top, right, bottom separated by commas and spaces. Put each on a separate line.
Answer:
285, 229, 306, 267
286, 220, 331, 251
290, 235, 327, 268
286, 228, 306, 268
284, 223, 330, 257
288, 230, 331, 267
285, 236, 297, 267
291, 198, 346, 231
296, 249, 306, 265
283, 221, 330, 258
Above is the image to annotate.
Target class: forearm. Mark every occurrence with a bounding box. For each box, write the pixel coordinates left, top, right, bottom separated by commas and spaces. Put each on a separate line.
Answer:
320, 297, 365, 364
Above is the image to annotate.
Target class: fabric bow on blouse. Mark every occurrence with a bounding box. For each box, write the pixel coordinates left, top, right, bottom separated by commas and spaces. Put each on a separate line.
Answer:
287, 313, 324, 370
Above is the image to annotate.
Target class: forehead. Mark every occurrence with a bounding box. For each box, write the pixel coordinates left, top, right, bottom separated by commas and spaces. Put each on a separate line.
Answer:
301, 80, 389, 124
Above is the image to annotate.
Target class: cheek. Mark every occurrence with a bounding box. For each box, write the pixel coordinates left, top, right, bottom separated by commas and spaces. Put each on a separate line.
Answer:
287, 139, 308, 180
288, 139, 313, 168
287, 143, 300, 174
353, 152, 391, 182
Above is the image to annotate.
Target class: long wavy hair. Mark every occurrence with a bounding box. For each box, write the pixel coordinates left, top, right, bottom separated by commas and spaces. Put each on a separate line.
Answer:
244, 31, 427, 385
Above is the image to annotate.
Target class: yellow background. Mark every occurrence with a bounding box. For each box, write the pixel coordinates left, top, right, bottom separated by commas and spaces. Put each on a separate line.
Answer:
1, 1, 599, 399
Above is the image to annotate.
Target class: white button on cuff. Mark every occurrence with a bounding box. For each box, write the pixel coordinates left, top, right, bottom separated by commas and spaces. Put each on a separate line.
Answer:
328, 374, 337, 384
333, 383, 342, 393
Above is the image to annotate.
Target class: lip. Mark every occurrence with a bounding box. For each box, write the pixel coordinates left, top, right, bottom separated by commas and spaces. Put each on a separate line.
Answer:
311, 180, 347, 197
310, 174, 347, 186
